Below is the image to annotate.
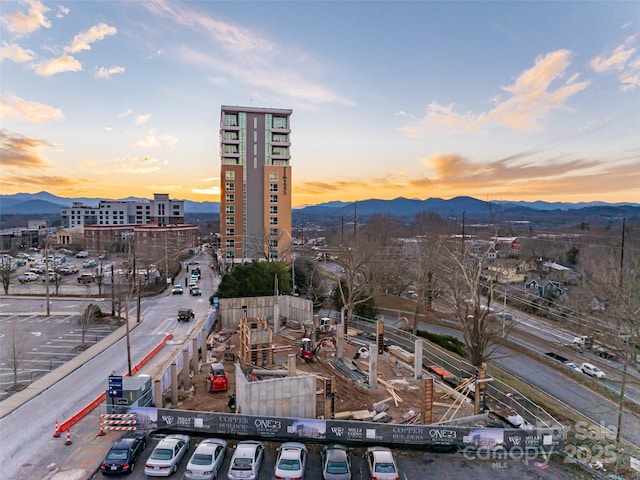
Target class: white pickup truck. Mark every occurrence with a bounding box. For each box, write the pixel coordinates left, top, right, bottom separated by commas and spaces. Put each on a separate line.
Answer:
18, 272, 40, 283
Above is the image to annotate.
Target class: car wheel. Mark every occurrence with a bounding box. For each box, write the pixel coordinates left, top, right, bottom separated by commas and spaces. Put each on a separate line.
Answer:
173, 464, 177, 473
130, 461, 134, 472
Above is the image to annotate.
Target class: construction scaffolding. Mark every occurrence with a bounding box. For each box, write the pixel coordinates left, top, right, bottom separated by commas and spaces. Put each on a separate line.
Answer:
239, 316, 273, 367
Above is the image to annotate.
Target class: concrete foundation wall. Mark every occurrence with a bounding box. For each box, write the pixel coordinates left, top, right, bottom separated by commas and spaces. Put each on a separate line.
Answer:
235, 363, 316, 418
219, 295, 313, 330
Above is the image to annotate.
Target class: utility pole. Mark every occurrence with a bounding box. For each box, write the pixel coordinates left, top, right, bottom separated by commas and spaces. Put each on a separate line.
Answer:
616, 217, 627, 443
111, 264, 115, 316
44, 239, 50, 316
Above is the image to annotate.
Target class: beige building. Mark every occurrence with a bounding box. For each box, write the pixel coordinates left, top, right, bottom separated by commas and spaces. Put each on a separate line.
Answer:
219, 106, 293, 263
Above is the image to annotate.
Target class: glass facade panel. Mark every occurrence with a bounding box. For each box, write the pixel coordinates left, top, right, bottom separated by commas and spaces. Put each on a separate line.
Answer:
225, 205, 235, 214
225, 182, 235, 191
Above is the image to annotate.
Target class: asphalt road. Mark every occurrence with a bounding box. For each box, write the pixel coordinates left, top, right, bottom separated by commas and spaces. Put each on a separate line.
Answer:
0, 256, 215, 480
414, 321, 640, 447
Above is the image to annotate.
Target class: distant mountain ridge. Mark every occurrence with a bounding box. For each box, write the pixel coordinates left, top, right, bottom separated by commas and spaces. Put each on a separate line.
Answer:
0, 191, 638, 219
0, 192, 219, 215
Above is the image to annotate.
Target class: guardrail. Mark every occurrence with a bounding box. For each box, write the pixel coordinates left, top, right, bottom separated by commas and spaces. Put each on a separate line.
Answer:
348, 315, 563, 429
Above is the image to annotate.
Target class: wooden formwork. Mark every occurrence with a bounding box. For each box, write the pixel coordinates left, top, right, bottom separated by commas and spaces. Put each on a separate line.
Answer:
239, 316, 273, 367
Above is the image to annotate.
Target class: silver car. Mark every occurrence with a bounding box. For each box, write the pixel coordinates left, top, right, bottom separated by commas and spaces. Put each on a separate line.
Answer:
364, 446, 399, 480
184, 438, 227, 480
274, 442, 307, 479
227, 440, 264, 480
321, 444, 351, 480
144, 434, 190, 477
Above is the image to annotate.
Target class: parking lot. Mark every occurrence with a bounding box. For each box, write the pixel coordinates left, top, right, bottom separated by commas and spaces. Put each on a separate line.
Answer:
0, 312, 118, 398
85, 434, 589, 480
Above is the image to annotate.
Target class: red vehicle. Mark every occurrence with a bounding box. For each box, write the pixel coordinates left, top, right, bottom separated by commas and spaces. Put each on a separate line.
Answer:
208, 363, 228, 392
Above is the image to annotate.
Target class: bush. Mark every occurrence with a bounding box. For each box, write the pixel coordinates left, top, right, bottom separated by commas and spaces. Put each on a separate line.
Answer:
416, 330, 466, 357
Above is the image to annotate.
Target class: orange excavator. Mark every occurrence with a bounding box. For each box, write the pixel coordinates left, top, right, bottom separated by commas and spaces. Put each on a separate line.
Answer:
207, 362, 228, 392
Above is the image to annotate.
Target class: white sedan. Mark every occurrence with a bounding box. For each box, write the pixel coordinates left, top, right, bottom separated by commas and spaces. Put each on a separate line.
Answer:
184, 438, 227, 480
145, 434, 191, 477
274, 442, 307, 480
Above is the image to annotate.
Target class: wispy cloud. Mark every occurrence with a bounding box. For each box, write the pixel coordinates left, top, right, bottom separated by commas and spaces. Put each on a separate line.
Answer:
135, 113, 151, 125
401, 49, 589, 136
193, 186, 220, 195
134, 129, 179, 147
1, 42, 36, 62
590, 36, 640, 92
34, 55, 82, 76
56, 5, 69, 19
0, 94, 64, 123
95, 65, 125, 79
2, 0, 51, 36
0, 129, 56, 169
66, 23, 117, 53
118, 108, 134, 118
141, 0, 354, 108
80, 155, 163, 175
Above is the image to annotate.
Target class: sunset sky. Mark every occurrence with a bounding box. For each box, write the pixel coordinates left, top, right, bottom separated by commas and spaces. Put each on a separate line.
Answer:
1, 0, 639, 206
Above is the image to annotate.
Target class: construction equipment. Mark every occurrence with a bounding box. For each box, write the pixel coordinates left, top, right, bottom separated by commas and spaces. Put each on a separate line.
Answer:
207, 363, 228, 392
319, 317, 334, 334
300, 337, 336, 362
300, 338, 314, 361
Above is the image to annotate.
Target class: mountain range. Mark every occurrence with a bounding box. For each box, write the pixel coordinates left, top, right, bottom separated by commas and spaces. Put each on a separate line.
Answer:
1, 191, 638, 224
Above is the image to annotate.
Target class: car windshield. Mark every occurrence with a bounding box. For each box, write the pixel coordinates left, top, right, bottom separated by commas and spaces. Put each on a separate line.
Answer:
151, 448, 173, 460
106, 449, 128, 460
375, 462, 397, 473
326, 461, 349, 474
232, 458, 252, 470
278, 458, 300, 470
191, 453, 213, 465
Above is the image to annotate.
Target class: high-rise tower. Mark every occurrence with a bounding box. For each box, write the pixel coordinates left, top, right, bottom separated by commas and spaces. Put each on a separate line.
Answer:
219, 106, 293, 264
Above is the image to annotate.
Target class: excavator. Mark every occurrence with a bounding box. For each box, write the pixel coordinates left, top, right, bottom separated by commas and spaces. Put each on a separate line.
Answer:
300, 337, 336, 362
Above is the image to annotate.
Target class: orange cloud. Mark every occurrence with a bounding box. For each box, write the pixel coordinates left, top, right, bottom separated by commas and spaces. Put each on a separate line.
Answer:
401, 49, 589, 136
67, 23, 117, 53
2, 0, 51, 35
0, 94, 64, 123
0, 130, 55, 169
34, 55, 82, 76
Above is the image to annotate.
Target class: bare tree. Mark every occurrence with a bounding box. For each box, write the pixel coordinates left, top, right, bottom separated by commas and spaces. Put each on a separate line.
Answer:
6, 323, 25, 389
406, 234, 447, 334
0, 255, 12, 294
441, 237, 516, 367
331, 218, 397, 321
78, 303, 101, 349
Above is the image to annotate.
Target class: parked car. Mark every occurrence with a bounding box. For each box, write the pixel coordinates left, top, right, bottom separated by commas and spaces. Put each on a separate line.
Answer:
274, 442, 307, 480
190, 286, 202, 296
564, 362, 582, 373
172, 285, 184, 295
364, 446, 399, 480
78, 273, 96, 284
76, 251, 89, 258
100, 432, 146, 475
581, 362, 606, 379
321, 444, 352, 480
184, 438, 227, 480
144, 434, 190, 477
18, 272, 40, 283
227, 440, 264, 480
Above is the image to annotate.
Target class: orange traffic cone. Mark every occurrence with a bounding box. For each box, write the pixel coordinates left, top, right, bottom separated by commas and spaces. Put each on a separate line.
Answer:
53, 419, 60, 438
65, 429, 72, 446
98, 422, 105, 436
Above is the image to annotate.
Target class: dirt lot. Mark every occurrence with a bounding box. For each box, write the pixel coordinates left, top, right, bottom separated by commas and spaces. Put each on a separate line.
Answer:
173, 320, 477, 424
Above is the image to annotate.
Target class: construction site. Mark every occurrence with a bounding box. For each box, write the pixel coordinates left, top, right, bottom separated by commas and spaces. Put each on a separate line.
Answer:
173, 309, 514, 431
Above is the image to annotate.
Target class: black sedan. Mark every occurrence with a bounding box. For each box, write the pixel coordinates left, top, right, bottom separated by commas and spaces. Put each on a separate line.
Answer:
100, 432, 147, 475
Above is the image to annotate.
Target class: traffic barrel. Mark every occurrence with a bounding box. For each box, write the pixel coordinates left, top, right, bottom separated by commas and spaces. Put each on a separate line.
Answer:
65, 429, 72, 446
53, 419, 60, 438
98, 422, 105, 436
